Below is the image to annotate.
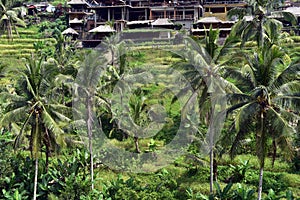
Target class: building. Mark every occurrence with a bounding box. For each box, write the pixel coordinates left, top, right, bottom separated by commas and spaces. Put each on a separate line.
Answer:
67, 0, 203, 31
191, 16, 234, 37
66, 0, 249, 46
203, 0, 246, 21
67, 0, 93, 38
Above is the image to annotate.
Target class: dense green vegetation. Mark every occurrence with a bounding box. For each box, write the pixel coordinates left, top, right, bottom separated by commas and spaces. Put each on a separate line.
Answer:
0, 0, 300, 199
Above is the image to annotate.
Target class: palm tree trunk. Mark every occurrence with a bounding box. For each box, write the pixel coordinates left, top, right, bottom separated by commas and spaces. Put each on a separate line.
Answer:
272, 139, 276, 167
86, 94, 94, 190
45, 128, 51, 172
8, 20, 13, 41
134, 136, 140, 153
257, 112, 266, 200
258, 166, 264, 200
33, 157, 38, 200
33, 112, 39, 200
209, 149, 214, 194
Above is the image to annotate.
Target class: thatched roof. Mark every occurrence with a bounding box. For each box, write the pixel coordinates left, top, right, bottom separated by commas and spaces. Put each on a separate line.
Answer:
69, 18, 83, 24
127, 20, 154, 25
191, 28, 232, 32
152, 18, 173, 26
67, 0, 89, 5
62, 27, 79, 35
88, 25, 115, 33
196, 17, 222, 24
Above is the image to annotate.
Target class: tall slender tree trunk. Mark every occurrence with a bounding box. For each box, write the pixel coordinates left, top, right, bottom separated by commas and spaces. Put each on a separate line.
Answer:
33, 157, 38, 200
209, 149, 214, 194
44, 128, 51, 172
257, 111, 266, 200
258, 166, 264, 200
33, 112, 39, 200
86, 94, 94, 190
272, 138, 276, 167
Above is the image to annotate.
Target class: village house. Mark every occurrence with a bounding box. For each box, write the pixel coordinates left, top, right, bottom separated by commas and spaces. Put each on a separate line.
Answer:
67, 0, 283, 46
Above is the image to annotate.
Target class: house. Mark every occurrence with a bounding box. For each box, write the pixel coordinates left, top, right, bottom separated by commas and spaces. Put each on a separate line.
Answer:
203, 0, 246, 21
191, 16, 234, 37
67, 0, 93, 38
65, 0, 257, 46
67, 0, 203, 32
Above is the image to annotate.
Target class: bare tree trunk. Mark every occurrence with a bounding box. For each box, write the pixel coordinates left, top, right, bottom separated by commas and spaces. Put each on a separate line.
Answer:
258, 166, 264, 200
33, 157, 38, 200
209, 149, 214, 194
87, 95, 94, 190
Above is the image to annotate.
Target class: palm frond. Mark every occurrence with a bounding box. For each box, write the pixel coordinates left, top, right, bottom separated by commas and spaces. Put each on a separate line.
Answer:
0, 106, 28, 127
281, 11, 297, 26
13, 110, 33, 149
41, 106, 64, 136
271, 62, 300, 90
227, 7, 248, 20
227, 93, 253, 104
274, 93, 300, 111
266, 107, 295, 161
234, 102, 259, 133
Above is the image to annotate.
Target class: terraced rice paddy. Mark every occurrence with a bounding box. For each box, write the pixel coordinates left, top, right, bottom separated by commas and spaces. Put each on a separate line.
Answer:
0, 27, 55, 66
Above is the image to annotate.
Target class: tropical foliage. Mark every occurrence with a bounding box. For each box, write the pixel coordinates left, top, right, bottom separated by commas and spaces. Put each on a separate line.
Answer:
0, 0, 299, 199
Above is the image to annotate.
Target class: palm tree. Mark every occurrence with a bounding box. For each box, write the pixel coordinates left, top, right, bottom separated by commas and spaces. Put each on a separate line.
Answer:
73, 50, 110, 190
225, 41, 300, 200
0, 0, 26, 41
227, 0, 296, 47
101, 34, 129, 74
0, 55, 70, 200
172, 30, 240, 194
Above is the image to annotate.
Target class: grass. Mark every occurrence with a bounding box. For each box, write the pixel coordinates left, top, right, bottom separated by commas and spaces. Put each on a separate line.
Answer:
220, 154, 292, 173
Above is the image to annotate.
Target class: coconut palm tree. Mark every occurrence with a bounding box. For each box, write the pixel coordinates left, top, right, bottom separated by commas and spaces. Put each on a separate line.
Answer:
0, 55, 70, 200
225, 41, 300, 200
0, 0, 26, 41
101, 34, 129, 74
73, 50, 111, 190
227, 0, 296, 48
172, 29, 240, 194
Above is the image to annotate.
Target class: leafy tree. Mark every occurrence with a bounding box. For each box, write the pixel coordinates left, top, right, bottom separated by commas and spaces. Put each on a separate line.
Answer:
225, 41, 300, 200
